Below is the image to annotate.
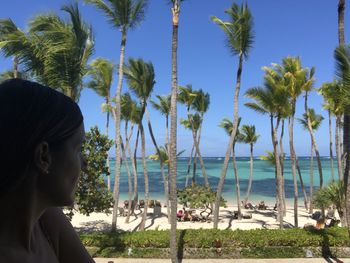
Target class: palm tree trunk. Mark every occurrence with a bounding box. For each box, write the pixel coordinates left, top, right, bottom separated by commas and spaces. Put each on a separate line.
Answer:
106, 97, 111, 191
296, 157, 308, 210
120, 134, 133, 224
192, 149, 198, 186
232, 144, 242, 219
185, 143, 195, 187
169, 3, 179, 261
125, 123, 139, 220
189, 121, 209, 187
160, 164, 171, 223
305, 92, 323, 189
271, 116, 284, 229
213, 53, 244, 229
280, 119, 287, 216
13, 55, 18, 78
244, 143, 254, 203
329, 110, 335, 181
139, 123, 149, 231
112, 29, 127, 231
166, 115, 169, 154
309, 140, 314, 214
133, 128, 140, 206
338, 0, 346, 46
288, 103, 299, 227
336, 116, 343, 180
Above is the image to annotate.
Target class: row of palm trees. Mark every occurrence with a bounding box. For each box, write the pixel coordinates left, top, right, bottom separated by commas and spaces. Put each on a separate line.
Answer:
1, 1, 350, 262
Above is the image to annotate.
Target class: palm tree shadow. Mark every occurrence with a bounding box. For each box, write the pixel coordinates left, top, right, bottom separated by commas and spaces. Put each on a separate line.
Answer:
177, 229, 186, 262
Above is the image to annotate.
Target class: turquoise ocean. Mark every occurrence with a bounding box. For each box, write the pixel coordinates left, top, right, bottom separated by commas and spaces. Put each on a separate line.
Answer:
107, 157, 336, 206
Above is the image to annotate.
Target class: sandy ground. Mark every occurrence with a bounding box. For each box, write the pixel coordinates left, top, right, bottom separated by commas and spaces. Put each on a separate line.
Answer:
70, 203, 324, 232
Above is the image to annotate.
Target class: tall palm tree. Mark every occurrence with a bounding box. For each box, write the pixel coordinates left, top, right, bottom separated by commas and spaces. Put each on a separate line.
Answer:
168, 0, 186, 260
0, 4, 94, 101
245, 66, 291, 229
319, 81, 345, 180
211, 2, 254, 229
178, 85, 198, 186
86, 58, 115, 190
298, 108, 324, 214
85, 0, 147, 230
121, 92, 139, 223
334, 45, 350, 229
277, 57, 308, 227
192, 89, 211, 187
219, 117, 243, 219
240, 125, 259, 204
123, 58, 155, 231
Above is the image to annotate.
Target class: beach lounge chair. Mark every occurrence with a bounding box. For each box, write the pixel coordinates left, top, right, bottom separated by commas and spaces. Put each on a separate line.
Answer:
118, 207, 128, 217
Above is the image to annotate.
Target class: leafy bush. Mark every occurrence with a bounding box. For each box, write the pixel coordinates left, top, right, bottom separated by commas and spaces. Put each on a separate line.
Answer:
177, 184, 227, 209
66, 126, 114, 219
80, 227, 350, 251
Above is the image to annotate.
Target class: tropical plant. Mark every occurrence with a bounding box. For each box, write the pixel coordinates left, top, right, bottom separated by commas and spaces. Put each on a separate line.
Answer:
177, 184, 227, 215
123, 57, 157, 230
219, 117, 243, 219
180, 113, 202, 185
86, 58, 115, 190
168, 0, 185, 261
245, 65, 291, 228
313, 181, 346, 226
65, 126, 114, 219
211, 2, 254, 229
240, 125, 259, 204
319, 81, 345, 181
151, 94, 171, 151
334, 44, 350, 229
84, 0, 147, 231
298, 108, 324, 213
120, 92, 139, 223
0, 4, 94, 101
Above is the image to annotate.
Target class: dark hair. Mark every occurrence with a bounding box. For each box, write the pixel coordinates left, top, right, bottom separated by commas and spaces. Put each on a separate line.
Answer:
0, 79, 83, 193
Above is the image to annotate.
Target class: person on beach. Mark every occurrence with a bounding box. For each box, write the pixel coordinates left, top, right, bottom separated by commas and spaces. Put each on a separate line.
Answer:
0, 79, 94, 262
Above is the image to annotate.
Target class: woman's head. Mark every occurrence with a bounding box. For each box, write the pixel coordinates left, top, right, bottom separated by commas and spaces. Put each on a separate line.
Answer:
0, 79, 84, 204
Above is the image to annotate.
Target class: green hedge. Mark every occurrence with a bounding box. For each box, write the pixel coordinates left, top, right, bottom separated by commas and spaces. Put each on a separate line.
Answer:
80, 227, 350, 250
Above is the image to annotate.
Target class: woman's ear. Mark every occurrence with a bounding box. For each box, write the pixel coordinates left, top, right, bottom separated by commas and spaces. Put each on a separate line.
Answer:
34, 142, 52, 175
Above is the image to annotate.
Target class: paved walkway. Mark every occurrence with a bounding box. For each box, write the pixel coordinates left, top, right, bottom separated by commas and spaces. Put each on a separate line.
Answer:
94, 258, 350, 263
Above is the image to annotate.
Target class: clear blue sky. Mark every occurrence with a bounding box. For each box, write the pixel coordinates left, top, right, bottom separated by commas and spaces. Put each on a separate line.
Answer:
1, 0, 349, 157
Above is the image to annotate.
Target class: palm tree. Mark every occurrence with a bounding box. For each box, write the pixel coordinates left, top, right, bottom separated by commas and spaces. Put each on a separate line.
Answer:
245, 66, 291, 229
178, 85, 198, 186
319, 81, 345, 181
0, 4, 94, 101
240, 125, 259, 204
211, 2, 254, 229
123, 58, 156, 231
219, 117, 243, 219
85, 0, 147, 231
168, 0, 185, 260
314, 181, 346, 226
192, 89, 211, 187
0, 19, 32, 78
86, 58, 115, 190
334, 45, 350, 228
151, 94, 171, 151
120, 92, 139, 223
298, 108, 324, 214
180, 113, 201, 185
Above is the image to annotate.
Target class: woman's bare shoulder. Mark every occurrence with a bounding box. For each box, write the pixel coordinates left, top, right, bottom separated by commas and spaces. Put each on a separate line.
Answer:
40, 207, 95, 263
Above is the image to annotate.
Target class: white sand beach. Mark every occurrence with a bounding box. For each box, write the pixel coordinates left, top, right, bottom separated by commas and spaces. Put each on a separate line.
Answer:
70, 203, 326, 232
